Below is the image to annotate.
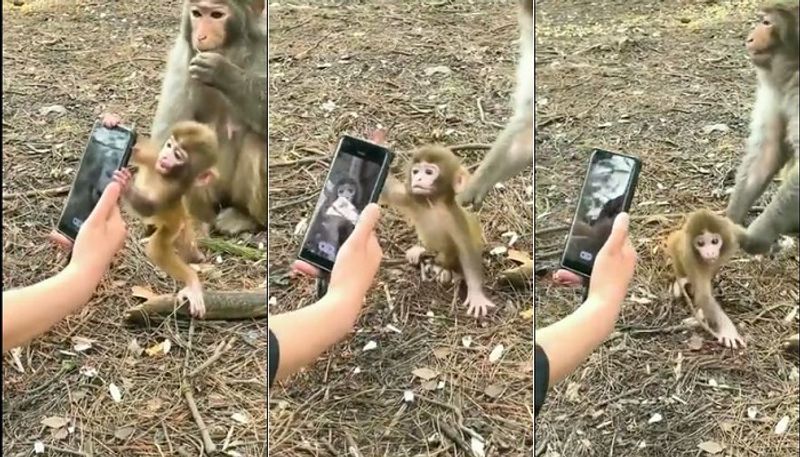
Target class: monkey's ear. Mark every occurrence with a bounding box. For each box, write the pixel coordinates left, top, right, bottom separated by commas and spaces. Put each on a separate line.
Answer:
195, 168, 219, 187
250, 0, 265, 14
452, 166, 471, 194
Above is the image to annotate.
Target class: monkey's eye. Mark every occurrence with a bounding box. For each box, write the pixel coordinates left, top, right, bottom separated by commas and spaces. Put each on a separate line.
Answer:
710, 237, 719, 245
424, 168, 433, 175
191, 9, 201, 18
696, 240, 705, 248
211, 11, 225, 19
412, 168, 419, 175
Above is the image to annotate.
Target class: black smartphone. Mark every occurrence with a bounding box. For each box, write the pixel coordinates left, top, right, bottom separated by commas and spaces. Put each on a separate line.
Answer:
560, 148, 642, 278
55, 120, 137, 241
298, 134, 395, 272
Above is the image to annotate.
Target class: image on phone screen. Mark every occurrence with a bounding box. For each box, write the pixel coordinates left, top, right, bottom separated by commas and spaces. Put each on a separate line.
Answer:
57, 124, 135, 240
561, 149, 640, 277
302, 151, 383, 264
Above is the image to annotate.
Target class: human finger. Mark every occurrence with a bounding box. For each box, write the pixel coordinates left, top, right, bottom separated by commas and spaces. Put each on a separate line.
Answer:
86, 182, 123, 223
291, 260, 320, 278
48, 230, 73, 251
602, 212, 630, 252
349, 204, 381, 244
552, 269, 583, 287
368, 128, 388, 145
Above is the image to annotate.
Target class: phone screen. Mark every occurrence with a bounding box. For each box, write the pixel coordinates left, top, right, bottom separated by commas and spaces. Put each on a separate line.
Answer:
561, 149, 641, 278
298, 135, 393, 272
56, 122, 136, 240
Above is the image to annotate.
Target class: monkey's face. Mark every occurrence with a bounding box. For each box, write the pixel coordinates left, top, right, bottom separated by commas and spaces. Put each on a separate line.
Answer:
693, 230, 723, 263
408, 161, 440, 195
746, 9, 797, 66
337, 183, 356, 201
189, 0, 231, 51
156, 137, 188, 175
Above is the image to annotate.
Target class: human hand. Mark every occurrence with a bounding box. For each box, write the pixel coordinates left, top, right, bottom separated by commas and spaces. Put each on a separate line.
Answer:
586, 212, 637, 307
69, 182, 128, 278
552, 269, 584, 287
327, 203, 383, 300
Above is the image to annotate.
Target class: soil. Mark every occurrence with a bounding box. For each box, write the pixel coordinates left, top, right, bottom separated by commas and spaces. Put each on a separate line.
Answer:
534, 1, 799, 456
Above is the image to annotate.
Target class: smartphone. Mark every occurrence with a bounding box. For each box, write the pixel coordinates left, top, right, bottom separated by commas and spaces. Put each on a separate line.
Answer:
55, 120, 137, 241
560, 148, 642, 278
298, 134, 395, 272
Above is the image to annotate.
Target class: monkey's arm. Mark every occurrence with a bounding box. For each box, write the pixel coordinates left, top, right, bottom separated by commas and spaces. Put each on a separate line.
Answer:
124, 185, 171, 218
379, 175, 411, 208
726, 89, 791, 223
740, 166, 799, 254
691, 274, 745, 348
150, 39, 194, 146
457, 118, 532, 208
190, 53, 267, 135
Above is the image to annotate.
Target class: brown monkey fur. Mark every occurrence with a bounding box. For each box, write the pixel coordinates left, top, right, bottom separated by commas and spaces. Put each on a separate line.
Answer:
726, 1, 799, 253
382, 145, 496, 318
666, 209, 748, 348
150, 0, 266, 236
115, 120, 219, 319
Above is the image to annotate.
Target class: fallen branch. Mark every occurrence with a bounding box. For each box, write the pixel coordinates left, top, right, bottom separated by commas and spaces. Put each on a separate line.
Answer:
199, 237, 264, 261
124, 290, 266, 326
182, 387, 216, 453
188, 337, 236, 378
2, 185, 70, 200
449, 143, 491, 152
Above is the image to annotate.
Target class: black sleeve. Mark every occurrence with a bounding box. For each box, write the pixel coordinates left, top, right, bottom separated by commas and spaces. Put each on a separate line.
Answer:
534, 343, 550, 417
268, 328, 280, 388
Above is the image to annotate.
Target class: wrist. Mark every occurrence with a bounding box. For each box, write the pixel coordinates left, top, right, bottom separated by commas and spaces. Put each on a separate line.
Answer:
65, 258, 108, 285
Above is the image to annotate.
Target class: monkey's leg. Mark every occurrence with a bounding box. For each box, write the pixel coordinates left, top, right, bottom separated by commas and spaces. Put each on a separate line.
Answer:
216, 136, 265, 235
175, 221, 206, 264
693, 283, 745, 349
740, 167, 799, 255
457, 117, 532, 209
726, 121, 790, 223
147, 226, 206, 318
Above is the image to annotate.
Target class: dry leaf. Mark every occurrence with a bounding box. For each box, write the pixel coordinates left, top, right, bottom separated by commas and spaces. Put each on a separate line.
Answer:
362, 340, 378, 352
424, 65, 452, 76
648, 413, 663, 424
747, 406, 758, 420
145, 339, 172, 357
489, 246, 507, 256
403, 390, 415, 403
231, 412, 249, 424
489, 344, 505, 363
461, 336, 473, 348
80, 366, 98, 378
127, 339, 144, 357
34, 441, 45, 454
385, 324, 402, 334
697, 441, 724, 454
41, 416, 69, 429
501, 231, 519, 247
146, 398, 163, 412
293, 217, 308, 236
519, 308, 533, 319
131, 285, 157, 300
114, 426, 135, 440
687, 334, 704, 351
52, 428, 68, 440
470, 437, 486, 457
71, 336, 94, 352
412, 367, 438, 381
629, 295, 652, 304
484, 384, 503, 399
774, 416, 790, 434
421, 380, 438, 391
506, 249, 530, 264
109, 383, 123, 403
432, 347, 451, 359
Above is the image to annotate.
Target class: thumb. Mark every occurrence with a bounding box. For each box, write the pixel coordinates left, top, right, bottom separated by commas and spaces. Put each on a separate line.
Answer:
602, 212, 630, 251
349, 204, 381, 244
86, 182, 122, 223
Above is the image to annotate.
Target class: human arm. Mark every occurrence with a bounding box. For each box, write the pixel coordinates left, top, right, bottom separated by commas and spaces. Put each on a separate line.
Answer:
3, 183, 127, 352
535, 213, 636, 386
269, 204, 383, 385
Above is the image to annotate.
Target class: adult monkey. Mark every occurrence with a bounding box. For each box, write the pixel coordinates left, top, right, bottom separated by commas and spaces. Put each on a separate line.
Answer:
726, 2, 799, 254
151, 0, 267, 235
457, 0, 533, 209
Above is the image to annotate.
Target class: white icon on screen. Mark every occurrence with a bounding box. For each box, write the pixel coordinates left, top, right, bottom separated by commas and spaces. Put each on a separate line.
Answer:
579, 251, 593, 261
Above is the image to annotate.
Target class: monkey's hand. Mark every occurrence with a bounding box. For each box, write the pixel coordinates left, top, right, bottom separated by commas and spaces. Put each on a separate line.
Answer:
709, 312, 746, 349
456, 173, 494, 210
189, 52, 241, 93
112, 169, 133, 190
405, 245, 427, 265
463, 288, 496, 318
101, 112, 122, 128
177, 282, 206, 319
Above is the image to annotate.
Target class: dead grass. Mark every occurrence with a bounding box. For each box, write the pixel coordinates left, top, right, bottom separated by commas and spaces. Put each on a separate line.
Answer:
2, 1, 266, 455
534, 1, 799, 456
269, 1, 533, 456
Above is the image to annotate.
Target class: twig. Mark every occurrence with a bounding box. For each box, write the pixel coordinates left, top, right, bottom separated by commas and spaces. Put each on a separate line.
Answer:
449, 143, 492, 152
269, 193, 318, 212
183, 387, 216, 453
535, 224, 569, 236
2, 185, 70, 200
188, 337, 236, 378
199, 237, 264, 261
345, 432, 364, 457
437, 421, 472, 454
268, 156, 328, 168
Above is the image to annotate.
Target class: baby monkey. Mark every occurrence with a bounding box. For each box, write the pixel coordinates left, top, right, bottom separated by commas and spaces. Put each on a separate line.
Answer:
105, 114, 218, 318
382, 145, 495, 318
666, 209, 747, 348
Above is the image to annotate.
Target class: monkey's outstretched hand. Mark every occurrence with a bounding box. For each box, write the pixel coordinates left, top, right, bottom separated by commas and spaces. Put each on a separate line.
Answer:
586, 213, 637, 307
327, 204, 383, 300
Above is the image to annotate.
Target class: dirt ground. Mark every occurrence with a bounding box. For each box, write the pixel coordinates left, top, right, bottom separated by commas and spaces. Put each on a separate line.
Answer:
534, 1, 799, 456
269, 2, 533, 456
2, 1, 266, 456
